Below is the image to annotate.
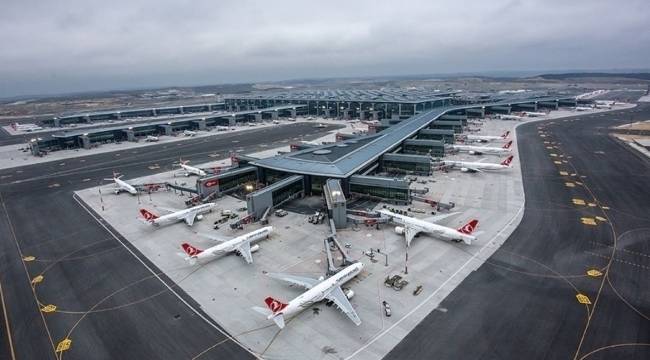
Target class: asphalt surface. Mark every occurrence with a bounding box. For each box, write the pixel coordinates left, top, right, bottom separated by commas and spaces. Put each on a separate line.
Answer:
386, 104, 650, 360
0, 122, 342, 359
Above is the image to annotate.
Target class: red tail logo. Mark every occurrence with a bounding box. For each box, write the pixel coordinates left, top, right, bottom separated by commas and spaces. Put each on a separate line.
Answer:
264, 297, 288, 313
458, 219, 479, 234
501, 131, 510, 139
182, 243, 202, 256
503, 140, 513, 149
139, 209, 158, 221
501, 155, 514, 166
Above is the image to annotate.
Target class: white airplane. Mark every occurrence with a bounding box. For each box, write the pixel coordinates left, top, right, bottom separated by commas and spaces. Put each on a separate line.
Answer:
139, 202, 216, 227
181, 226, 273, 265
522, 111, 547, 117
176, 159, 207, 177
253, 262, 363, 329
104, 173, 138, 195
145, 135, 159, 142
595, 100, 616, 106
379, 209, 478, 247
497, 114, 524, 121
183, 130, 197, 137
442, 155, 513, 173
461, 131, 510, 143
450, 140, 513, 155
575, 106, 593, 111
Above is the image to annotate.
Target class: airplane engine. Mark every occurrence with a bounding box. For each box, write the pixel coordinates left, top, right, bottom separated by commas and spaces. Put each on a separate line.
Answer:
460, 167, 478, 173
394, 226, 405, 235
251, 244, 260, 253
468, 150, 483, 155
196, 214, 204, 221
343, 288, 354, 299
114, 190, 120, 195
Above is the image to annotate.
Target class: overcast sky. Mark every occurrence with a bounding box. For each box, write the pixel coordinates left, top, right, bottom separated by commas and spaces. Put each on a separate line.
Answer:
1, 0, 649, 98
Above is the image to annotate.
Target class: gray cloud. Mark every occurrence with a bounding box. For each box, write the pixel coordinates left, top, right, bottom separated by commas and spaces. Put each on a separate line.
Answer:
1, 0, 649, 97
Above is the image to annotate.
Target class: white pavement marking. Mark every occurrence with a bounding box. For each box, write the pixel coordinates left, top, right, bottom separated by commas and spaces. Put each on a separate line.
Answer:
72, 193, 261, 359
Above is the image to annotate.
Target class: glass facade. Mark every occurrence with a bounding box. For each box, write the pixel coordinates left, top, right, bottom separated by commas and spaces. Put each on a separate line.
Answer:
272, 180, 303, 205
219, 171, 257, 193
349, 183, 409, 202
382, 160, 430, 175
403, 145, 445, 156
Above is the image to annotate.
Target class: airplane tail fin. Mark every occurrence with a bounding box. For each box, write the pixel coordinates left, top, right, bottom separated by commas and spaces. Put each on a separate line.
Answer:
264, 296, 288, 314
458, 219, 479, 235
139, 208, 159, 221
501, 155, 514, 166
503, 140, 513, 149
501, 130, 510, 139
181, 243, 203, 256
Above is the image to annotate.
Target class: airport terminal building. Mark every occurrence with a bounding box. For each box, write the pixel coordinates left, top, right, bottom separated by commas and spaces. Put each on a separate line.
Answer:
29, 88, 579, 224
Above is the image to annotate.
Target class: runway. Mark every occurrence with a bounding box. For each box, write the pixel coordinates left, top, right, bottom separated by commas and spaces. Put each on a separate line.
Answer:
0, 122, 342, 359
386, 104, 650, 359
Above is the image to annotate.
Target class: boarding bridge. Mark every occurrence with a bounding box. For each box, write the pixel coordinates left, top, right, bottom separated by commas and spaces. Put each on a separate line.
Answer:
246, 175, 304, 219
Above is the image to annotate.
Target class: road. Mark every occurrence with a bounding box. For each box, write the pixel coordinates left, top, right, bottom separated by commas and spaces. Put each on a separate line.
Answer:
386, 104, 650, 360
0, 122, 342, 359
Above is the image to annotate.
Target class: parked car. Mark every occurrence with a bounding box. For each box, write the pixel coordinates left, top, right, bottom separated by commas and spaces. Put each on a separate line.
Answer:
382, 301, 391, 317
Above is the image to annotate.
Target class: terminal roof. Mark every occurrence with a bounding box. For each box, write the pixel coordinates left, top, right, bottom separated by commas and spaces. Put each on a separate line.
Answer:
251, 96, 573, 178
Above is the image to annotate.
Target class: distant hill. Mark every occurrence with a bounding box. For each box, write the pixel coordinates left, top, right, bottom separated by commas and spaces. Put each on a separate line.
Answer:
538, 72, 650, 81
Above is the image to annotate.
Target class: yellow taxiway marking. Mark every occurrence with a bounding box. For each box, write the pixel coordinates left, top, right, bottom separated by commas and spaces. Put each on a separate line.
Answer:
23, 256, 36, 262
554, 161, 562, 165
56, 339, 72, 353
581, 217, 597, 226
576, 293, 592, 305
559, 171, 569, 176
572, 199, 586, 205
41, 304, 57, 313
587, 203, 597, 207
31, 275, 44, 285
595, 216, 607, 222
565, 182, 576, 188
587, 269, 603, 277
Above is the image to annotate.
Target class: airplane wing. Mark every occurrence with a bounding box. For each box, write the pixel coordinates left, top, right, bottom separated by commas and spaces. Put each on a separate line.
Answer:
267, 273, 319, 290
404, 226, 419, 248
422, 211, 460, 224
158, 206, 182, 214
184, 212, 197, 226
236, 241, 254, 264
195, 232, 226, 243
325, 286, 361, 326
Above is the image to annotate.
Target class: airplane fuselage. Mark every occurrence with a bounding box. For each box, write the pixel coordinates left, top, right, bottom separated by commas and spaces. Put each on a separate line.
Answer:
180, 163, 207, 177
276, 262, 363, 319
442, 160, 509, 172
451, 144, 511, 155
379, 209, 475, 244
114, 177, 138, 195
193, 226, 272, 263
151, 203, 216, 226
